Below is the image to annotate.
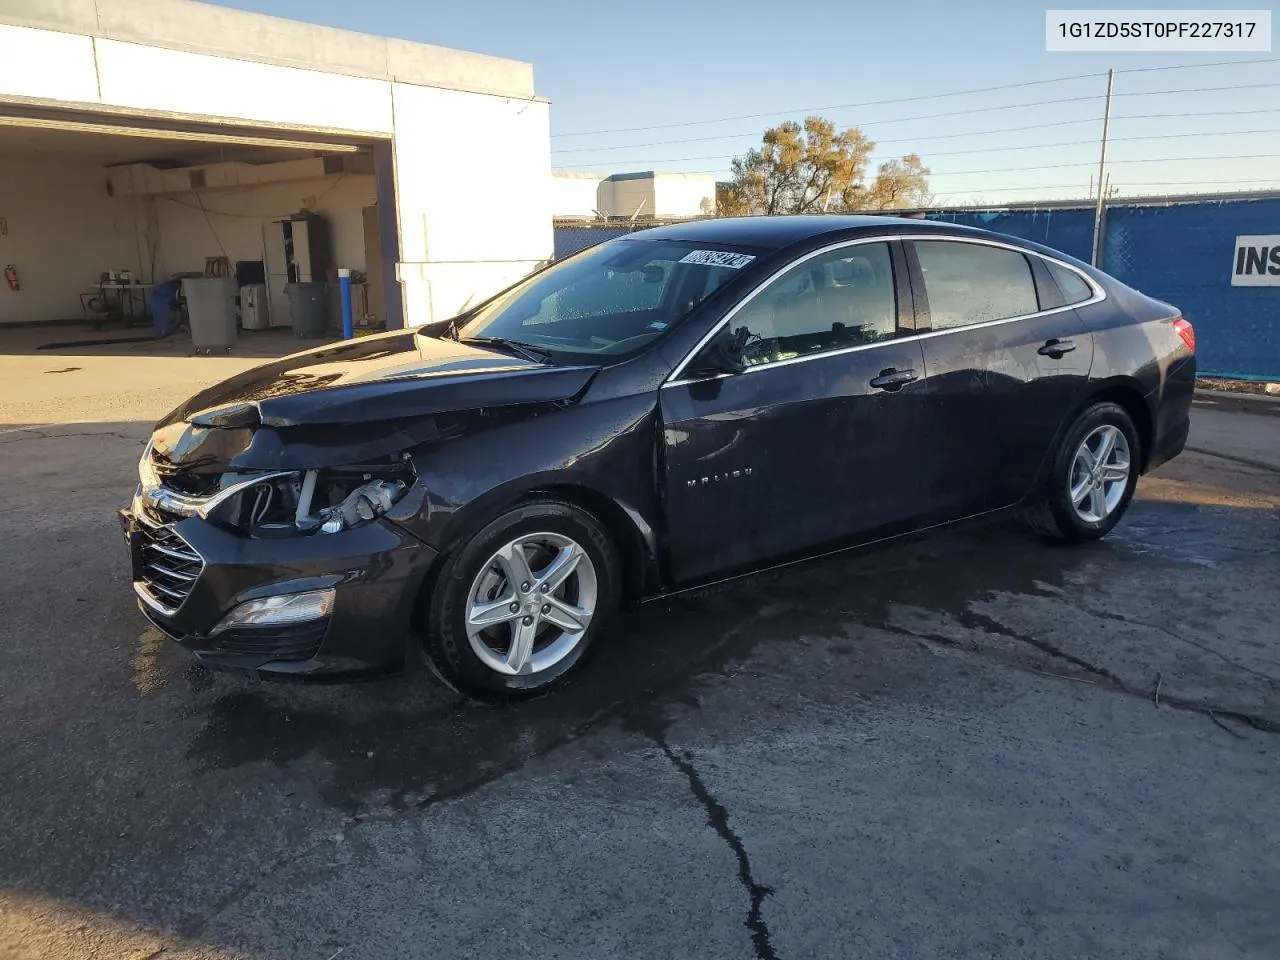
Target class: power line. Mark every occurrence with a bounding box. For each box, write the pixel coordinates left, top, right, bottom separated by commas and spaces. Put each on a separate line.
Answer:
551, 72, 1105, 140
938, 176, 1280, 197
552, 104, 1280, 156
553, 82, 1280, 158
555, 124, 1280, 170
926, 151, 1280, 179
1122, 55, 1280, 74
674, 151, 1280, 178
553, 93, 1104, 154
551, 56, 1280, 139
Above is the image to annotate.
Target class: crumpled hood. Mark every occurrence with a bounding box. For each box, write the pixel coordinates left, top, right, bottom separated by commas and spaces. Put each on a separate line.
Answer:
158, 329, 599, 428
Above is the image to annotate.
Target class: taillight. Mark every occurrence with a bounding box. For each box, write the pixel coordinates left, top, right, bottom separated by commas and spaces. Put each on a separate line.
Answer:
1173, 317, 1195, 354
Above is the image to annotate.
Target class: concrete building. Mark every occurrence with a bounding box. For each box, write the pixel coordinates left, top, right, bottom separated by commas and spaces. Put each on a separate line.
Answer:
0, 0, 553, 332
551, 171, 716, 220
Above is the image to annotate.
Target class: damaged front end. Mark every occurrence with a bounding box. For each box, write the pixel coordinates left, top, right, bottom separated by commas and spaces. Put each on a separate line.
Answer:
134, 397, 438, 538
121, 343, 599, 677
137, 440, 417, 539
122, 405, 439, 677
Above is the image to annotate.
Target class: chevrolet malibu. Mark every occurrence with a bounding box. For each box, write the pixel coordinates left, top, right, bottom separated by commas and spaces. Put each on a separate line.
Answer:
122, 216, 1196, 698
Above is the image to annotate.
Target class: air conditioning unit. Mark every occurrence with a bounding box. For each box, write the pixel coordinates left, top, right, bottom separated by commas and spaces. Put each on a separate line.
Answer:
240, 283, 270, 330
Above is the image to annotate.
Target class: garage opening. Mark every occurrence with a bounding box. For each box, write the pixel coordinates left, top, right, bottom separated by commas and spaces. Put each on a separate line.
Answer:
0, 107, 402, 353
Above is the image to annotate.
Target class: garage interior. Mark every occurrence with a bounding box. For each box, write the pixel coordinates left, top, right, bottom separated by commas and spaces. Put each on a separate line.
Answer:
0, 106, 402, 351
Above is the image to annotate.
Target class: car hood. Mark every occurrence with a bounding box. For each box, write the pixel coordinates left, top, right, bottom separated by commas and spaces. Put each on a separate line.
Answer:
148, 329, 599, 474
160, 329, 599, 428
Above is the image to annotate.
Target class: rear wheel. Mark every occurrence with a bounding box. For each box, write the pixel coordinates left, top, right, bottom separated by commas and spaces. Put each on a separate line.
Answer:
423, 499, 619, 700
1026, 401, 1140, 542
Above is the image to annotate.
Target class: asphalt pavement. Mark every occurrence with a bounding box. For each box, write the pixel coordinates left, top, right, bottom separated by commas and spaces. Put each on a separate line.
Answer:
1, 352, 1278, 960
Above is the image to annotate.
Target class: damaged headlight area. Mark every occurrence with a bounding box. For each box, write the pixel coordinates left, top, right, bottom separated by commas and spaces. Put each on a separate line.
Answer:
199, 456, 416, 538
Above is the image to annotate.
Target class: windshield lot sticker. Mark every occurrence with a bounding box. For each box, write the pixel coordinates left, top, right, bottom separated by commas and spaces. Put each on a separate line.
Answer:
679, 250, 756, 269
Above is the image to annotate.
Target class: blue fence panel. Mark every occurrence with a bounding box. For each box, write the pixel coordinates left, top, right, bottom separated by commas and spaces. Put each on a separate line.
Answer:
1103, 199, 1280, 380
925, 209, 1096, 263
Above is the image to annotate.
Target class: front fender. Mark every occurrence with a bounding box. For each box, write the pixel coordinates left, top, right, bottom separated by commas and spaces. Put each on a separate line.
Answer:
401, 392, 663, 561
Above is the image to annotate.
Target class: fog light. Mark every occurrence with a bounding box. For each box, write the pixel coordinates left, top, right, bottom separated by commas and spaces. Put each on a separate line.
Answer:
210, 589, 335, 635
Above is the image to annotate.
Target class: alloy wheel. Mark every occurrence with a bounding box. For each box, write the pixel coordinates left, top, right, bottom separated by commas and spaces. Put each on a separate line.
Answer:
464, 532, 598, 676
1069, 424, 1132, 524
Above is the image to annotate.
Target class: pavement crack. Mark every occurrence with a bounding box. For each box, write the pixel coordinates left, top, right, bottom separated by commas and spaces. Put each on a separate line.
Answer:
412, 603, 804, 814
656, 737, 778, 960
178, 827, 343, 939
0, 428, 144, 445
1079, 606, 1280, 685
885, 615, 1280, 735
1185, 445, 1280, 475
955, 610, 1128, 686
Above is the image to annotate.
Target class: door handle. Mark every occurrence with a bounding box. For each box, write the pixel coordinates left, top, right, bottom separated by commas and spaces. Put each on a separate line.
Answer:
869, 367, 918, 391
1038, 338, 1077, 358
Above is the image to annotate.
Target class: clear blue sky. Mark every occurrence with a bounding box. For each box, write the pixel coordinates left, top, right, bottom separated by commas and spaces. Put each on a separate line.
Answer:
213, 0, 1279, 204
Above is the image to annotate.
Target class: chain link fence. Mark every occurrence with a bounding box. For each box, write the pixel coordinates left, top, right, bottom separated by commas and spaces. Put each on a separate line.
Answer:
553, 217, 710, 259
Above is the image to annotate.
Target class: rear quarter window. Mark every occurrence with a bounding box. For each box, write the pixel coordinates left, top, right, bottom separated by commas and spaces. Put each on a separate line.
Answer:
1047, 261, 1095, 306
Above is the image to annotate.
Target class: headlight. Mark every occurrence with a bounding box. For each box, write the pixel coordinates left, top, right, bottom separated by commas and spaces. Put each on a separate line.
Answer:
211, 589, 335, 634
319, 477, 408, 533
201, 457, 415, 537
138, 439, 158, 487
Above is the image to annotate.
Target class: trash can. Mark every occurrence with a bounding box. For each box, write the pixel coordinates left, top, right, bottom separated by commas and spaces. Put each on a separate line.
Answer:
286, 281, 329, 338
150, 280, 182, 337
181, 277, 237, 351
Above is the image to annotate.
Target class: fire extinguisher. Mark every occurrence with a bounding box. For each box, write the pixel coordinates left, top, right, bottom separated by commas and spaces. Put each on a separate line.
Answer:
3, 265, 17, 292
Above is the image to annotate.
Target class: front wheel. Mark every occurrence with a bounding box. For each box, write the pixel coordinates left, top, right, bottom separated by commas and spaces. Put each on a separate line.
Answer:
1026, 401, 1141, 542
422, 499, 619, 700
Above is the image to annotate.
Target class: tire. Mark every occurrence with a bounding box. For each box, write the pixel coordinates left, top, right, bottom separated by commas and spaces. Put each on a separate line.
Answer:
1025, 401, 1141, 542
422, 499, 619, 700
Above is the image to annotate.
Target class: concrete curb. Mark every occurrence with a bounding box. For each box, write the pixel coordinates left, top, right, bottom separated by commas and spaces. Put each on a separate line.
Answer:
1194, 388, 1280, 406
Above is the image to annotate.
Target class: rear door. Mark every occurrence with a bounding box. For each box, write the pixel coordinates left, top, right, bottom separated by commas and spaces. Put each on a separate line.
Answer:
659, 239, 930, 584
906, 238, 1094, 521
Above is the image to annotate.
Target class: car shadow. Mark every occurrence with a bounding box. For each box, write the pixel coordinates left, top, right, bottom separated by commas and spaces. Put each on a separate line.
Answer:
178, 513, 1113, 814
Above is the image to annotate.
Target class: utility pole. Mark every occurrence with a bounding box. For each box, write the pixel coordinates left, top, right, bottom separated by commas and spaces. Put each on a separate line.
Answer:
1090, 69, 1115, 267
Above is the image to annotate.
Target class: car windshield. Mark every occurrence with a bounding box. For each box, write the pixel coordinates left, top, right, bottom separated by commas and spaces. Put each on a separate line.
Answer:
452, 239, 761, 364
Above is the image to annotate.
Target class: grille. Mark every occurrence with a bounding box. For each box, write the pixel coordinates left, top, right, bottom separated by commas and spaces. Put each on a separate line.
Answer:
150, 453, 221, 497
136, 522, 204, 616
207, 621, 328, 661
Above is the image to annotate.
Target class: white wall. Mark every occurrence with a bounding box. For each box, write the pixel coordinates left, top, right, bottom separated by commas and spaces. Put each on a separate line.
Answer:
0, 23, 99, 102
4, 0, 536, 100
151, 174, 376, 278
94, 39, 394, 135
654, 173, 716, 217
391, 83, 553, 327
608, 177, 654, 219
551, 173, 605, 218
0, 153, 143, 323
549, 172, 717, 219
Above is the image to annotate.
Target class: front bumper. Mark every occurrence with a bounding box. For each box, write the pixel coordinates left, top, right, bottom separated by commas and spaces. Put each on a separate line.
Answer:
120, 507, 438, 678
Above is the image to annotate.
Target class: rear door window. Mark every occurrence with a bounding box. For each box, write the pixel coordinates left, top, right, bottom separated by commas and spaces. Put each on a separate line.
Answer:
914, 241, 1039, 329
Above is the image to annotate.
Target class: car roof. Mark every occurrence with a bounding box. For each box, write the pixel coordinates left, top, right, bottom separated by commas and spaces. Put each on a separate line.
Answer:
623, 214, 972, 250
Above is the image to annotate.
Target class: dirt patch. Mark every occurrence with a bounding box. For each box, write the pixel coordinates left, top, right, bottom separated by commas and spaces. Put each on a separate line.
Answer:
1198, 377, 1280, 396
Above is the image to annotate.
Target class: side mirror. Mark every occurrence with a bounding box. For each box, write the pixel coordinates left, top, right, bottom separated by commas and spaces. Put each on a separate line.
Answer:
685, 325, 748, 378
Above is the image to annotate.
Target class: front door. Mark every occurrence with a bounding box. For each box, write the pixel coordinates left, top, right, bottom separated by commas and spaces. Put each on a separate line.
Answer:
659, 240, 929, 585
906, 238, 1095, 521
